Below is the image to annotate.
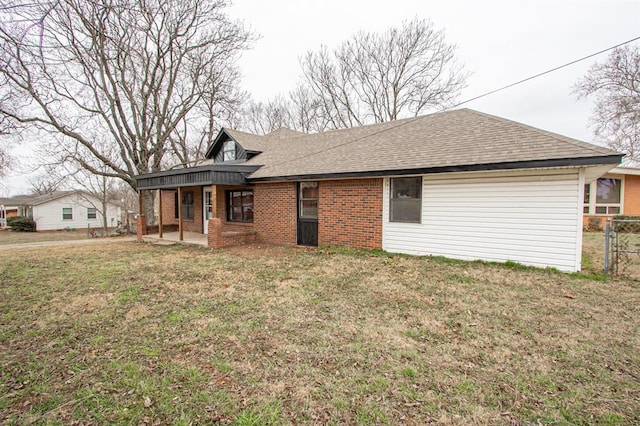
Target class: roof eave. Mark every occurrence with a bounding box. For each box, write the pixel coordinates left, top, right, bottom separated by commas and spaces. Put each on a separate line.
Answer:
247, 154, 624, 182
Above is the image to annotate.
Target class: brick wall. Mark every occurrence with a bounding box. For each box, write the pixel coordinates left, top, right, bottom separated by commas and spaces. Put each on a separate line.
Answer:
215, 185, 256, 234
624, 175, 640, 215
318, 178, 383, 249
253, 182, 297, 246
159, 187, 203, 233
155, 179, 384, 250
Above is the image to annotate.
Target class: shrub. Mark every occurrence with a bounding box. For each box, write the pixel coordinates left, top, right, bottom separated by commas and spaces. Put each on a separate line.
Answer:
7, 216, 37, 232
585, 216, 603, 232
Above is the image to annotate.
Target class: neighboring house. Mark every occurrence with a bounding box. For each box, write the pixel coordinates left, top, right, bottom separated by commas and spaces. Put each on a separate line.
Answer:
136, 108, 622, 272
0, 190, 122, 231
583, 166, 640, 227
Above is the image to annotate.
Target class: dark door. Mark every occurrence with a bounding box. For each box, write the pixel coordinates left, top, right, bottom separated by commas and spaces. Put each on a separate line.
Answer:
297, 182, 318, 246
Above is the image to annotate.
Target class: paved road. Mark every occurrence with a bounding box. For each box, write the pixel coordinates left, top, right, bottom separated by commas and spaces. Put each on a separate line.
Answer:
0, 236, 136, 250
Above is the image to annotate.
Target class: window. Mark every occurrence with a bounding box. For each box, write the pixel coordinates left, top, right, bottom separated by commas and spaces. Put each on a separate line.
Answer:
174, 191, 194, 220
584, 178, 622, 215
583, 184, 590, 213
62, 207, 73, 220
227, 190, 253, 222
299, 182, 318, 219
390, 177, 422, 223
595, 178, 621, 214
223, 140, 235, 161
87, 208, 97, 219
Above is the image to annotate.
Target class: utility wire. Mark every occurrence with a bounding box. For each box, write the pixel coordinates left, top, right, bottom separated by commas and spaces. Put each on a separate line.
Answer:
450, 35, 640, 109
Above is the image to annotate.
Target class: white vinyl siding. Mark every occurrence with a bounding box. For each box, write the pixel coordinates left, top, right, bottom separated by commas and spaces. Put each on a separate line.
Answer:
32, 193, 122, 231
382, 169, 583, 272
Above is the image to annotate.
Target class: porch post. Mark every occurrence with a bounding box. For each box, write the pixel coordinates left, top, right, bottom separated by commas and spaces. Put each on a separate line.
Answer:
211, 185, 217, 218
178, 186, 184, 241
136, 190, 148, 241
158, 189, 163, 238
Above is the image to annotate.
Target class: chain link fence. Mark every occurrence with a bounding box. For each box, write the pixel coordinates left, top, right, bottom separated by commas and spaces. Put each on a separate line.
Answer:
604, 218, 640, 278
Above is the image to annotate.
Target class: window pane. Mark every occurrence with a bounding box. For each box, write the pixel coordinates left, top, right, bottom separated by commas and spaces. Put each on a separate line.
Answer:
223, 141, 235, 161
390, 177, 422, 223
583, 184, 590, 204
62, 208, 72, 220
227, 190, 253, 222
608, 206, 620, 214
596, 178, 621, 204
244, 206, 254, 221
595, 206, 607, 214
583, 206, 589, 214
301, 182, 318, 199
391, 199, 421, 222
87, 208, 97, 219
300, 199, 318, 219
231, 206, 242, 221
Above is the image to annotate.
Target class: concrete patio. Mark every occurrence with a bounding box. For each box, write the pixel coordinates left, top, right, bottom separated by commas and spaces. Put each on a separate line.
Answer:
142, 231, 208, 247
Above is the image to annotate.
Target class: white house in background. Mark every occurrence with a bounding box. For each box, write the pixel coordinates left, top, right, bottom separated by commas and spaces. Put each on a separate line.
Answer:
0, 190, 122, 231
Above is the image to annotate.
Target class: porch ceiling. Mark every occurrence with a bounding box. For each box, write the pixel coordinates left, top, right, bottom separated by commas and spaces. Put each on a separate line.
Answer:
136, 164, 260, 190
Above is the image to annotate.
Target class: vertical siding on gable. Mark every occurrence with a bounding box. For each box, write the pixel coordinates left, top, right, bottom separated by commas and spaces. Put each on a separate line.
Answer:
382, 170, 583, 272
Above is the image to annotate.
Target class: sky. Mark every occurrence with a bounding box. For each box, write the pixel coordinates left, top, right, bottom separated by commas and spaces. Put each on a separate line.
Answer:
2, 0, 639, 196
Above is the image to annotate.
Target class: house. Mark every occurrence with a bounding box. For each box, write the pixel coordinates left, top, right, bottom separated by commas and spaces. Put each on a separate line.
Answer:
583, 166, 640, 228
0, 190, 122, 231
135, 108, 622, 272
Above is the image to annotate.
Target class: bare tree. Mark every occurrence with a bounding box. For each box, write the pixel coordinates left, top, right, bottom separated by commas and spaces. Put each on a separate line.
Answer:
0, 0, 252, 219
299, 18, 468, 128
575, 45, 640, 164
241, 96, 294, 135
29, 173, 66, 195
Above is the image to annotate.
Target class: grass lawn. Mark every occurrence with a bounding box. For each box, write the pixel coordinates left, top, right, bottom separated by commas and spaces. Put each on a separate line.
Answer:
0, 230, 90, 245
0, 241, 638, 425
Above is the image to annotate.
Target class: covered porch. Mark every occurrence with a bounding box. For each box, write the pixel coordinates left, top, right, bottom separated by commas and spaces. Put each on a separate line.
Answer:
135, 164, 259, 249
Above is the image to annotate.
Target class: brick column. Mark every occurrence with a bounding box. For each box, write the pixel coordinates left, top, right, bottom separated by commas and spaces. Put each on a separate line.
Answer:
207, 218, 223, 248
136, 214, 148, 241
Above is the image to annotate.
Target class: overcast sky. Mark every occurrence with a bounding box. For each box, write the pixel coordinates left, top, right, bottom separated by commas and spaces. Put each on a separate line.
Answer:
3, 0, 639, 196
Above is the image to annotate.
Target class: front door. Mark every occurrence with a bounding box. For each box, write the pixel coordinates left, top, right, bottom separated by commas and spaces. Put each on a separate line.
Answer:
297, 182, 318, 246
203, 188, 213, 234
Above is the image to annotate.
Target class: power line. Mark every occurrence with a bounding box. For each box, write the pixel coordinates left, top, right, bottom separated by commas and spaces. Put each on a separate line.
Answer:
451, 35, 640, 108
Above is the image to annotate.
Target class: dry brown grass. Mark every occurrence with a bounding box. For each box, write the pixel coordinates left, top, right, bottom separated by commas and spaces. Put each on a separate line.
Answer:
0, 229, 90, 245
0, 241, 638, 425
582, 231, 640, 279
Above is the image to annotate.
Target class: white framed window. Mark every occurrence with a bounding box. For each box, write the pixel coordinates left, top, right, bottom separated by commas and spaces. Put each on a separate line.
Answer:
222, 141, 235, 161
62, 207, 73, 220
584, 177, 622, 215
87, 207, 97, 219
390, 177, 422, 223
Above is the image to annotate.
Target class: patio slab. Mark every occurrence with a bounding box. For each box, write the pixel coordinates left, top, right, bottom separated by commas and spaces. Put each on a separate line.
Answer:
142, 231, 208, 247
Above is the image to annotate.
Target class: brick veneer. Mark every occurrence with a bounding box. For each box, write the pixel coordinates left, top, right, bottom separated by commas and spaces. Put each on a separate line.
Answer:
151, 178, 384, 250
159, 187, 204, 233
136, 214, 147, 241
253, 182, 297, 246
318, 178, 383, 249
624, 175, 640, 215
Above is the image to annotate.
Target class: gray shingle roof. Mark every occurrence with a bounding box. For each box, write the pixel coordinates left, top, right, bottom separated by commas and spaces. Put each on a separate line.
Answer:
228, 109, 619, 180
0, 191, 78, 207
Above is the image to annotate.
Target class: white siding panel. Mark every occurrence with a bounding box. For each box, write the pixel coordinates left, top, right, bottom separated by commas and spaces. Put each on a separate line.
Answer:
32, 193, 121, 231
382, 170, 582, 272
